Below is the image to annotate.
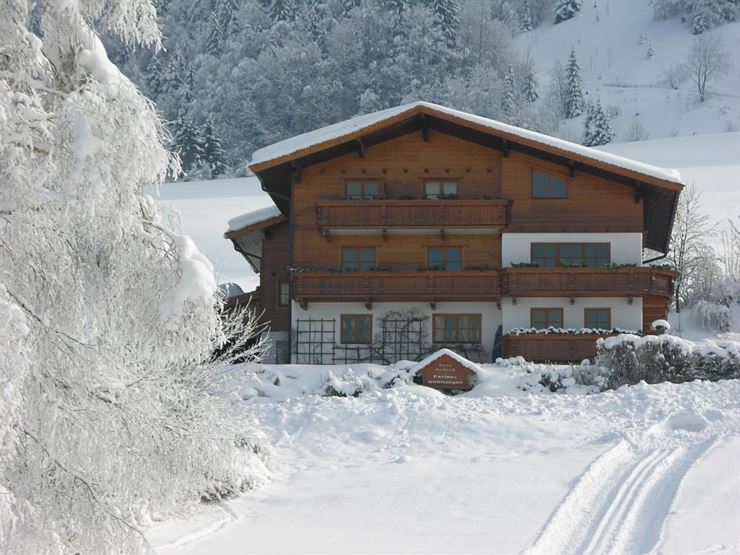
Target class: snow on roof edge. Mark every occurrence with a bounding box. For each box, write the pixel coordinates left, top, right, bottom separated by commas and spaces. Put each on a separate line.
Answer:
226, 204, 282, 233
249, 101, 683, 187
410, 348, 482, 374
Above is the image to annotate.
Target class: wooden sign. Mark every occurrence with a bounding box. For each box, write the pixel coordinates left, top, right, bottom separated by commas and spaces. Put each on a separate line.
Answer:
414, 353, 477, 391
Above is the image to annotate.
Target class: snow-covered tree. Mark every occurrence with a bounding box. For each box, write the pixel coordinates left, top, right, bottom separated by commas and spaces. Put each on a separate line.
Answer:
564, 47, 584, 118
519, 3, 533, 32
431, 0, 461, 47
0, 2, 268, 552
555, 0, 582, 23
267, 0, 297, 22
172, 110, 205, 176
205, 10, 224, 55
201, 120, 227, 178
521, 63, 539, 103
582, 100, 614, 146
502, 63, 518, 116
685, 33, 731, 102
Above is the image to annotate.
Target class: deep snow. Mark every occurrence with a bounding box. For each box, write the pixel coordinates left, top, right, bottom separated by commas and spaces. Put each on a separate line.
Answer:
147, 363, 740, 554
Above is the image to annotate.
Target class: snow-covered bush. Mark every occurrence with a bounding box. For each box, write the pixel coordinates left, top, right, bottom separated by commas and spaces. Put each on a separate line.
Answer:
596, 334, 740, 389
1, 3, 268, 553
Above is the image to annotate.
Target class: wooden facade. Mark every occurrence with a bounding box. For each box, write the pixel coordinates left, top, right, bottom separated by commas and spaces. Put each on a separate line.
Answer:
231, 103, 682, 364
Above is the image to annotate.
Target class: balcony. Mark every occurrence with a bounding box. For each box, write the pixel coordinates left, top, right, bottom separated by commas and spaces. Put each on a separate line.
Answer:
502, 333, 613, 362
500, 267, 675, 298
315, 198, 510, 234
292, 271, 501, 306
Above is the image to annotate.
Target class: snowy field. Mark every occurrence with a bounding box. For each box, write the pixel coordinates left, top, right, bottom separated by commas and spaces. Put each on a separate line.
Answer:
147, 363, 740, 554
146, 177, 272, 291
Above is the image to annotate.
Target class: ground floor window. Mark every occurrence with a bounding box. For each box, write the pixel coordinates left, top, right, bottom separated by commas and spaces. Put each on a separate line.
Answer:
530, 307, 564, 328
340, 314, 373, 344
433, 314, 482, 343
584, 308, 611, 329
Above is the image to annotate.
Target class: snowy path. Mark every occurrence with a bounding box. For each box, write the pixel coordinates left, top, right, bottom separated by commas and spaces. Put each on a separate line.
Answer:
148, 380, 740, 554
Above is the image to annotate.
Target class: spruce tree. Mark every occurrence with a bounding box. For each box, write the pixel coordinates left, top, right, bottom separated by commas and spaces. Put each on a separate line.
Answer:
205, 11, 223, 56
502, 64, 518, 116
522, 68, 539, 103
565, 47, 584, 118
583, 100, 614, 146
268, 0, 297, 22
172, 111, 205, 176
431, 0, 461, 48
520, 3, 533, 32
555, 0, 582, 23
201, 121, 227, 178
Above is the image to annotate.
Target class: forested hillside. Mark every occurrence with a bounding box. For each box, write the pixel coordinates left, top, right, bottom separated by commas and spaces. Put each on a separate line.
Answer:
102, 0, 740, 179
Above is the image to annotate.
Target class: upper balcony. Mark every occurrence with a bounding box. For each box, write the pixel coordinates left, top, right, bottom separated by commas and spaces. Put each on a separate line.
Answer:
315, 198, 510, 235
293, 270, 501, 307
500, 267, 675, 298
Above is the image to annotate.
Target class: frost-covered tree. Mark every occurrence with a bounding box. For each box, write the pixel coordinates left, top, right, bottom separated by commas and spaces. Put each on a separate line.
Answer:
519, 3, 533, 31
521, 62, 539, 103
502, 63, 518, 116
555, 0, 582, 23
267, 0, 297, 22
624, 118, 650, 141
0, 2, 268, 552
685, 33, 731, 102
582, 100, 614, 146
172, 110, 205, 176
564, 47, 584, 118
205, 10, 224, 55
667, 185, 717, 315
201, 120, 227, 178
431, 0, 461, 47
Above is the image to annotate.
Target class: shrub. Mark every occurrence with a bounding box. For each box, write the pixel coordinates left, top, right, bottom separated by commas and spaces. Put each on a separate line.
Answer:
596, 334, 740, 389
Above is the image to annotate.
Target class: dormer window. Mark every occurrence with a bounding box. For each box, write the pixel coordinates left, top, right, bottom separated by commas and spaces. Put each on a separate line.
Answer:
346, 180, 381, 200
425, 180, 458, 199
532, 170, 567, 198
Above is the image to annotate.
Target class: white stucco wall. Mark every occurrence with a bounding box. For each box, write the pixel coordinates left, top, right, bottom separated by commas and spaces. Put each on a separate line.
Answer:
501, 233, 643, 267
501, 296, 643, 332
291, 301, 502, 355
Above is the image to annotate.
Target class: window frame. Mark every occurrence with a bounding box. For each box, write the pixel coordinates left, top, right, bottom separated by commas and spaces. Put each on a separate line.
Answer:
340, 246, 377, 271
424, 179, 459, 199
427, 246, 463, 271
531, 169, 568, 199
277, 281, 290, 307
584, 308, 611, 329
340, 314, 373, 344
432, 313, 482, 344
345, 179, 383, 200
530, 242, 611, 268
530, 307, 564, 329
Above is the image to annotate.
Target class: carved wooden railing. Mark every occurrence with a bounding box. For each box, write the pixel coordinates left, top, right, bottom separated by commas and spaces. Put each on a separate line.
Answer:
500, 267, 675, 298
292, 271, 501, 304
315, 199, 510, 233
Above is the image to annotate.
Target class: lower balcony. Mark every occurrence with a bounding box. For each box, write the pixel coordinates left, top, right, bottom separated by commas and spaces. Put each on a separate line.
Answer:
501, 267, 675, 298
292, 271, 501, 306
502, 333, 615, 362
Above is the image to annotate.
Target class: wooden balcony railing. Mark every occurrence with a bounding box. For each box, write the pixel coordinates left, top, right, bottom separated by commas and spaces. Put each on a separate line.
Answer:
315, 199, 510, 233
292, 271, 502, 305
501, 267, 675, 298
503, 333, 613, 362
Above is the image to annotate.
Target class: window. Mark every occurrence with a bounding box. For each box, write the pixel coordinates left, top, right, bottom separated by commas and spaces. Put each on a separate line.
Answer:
530, 308, 564, 328
277, 282, 290, 307
428, 247, 462, 271
531, 243, 610, 267
341, 314, 373, 344
341, 247, 376, 271
532, 170, 567, 198
584, 308, 611, 329
425, 180, 458, 199
433, 314, 482, 343
346, 180, 381, 200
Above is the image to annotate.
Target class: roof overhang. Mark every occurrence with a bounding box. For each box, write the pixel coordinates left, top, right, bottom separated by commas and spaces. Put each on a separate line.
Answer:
224, 214, 287, 273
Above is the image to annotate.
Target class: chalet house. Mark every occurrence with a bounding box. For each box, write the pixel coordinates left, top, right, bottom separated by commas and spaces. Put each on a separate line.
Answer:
226, 102, 682, 364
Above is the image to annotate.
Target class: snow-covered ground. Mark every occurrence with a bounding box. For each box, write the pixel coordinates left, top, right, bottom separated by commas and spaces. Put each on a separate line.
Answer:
518, 0, 740, 141
146, 177, 272, 291
147, 362, 740, 554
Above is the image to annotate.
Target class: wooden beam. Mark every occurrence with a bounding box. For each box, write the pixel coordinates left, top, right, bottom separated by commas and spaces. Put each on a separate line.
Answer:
292, 162, 301, 184
356, 138, 366, 158
421, 114, 430, 142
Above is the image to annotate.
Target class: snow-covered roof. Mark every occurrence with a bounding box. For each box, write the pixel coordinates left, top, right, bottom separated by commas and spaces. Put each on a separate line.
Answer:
226, 204, 282, 234
410, 348, 482, 375
250, 101, 684, 187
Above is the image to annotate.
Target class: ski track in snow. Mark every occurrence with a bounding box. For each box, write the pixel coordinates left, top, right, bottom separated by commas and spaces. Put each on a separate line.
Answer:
525, 431, 719, 555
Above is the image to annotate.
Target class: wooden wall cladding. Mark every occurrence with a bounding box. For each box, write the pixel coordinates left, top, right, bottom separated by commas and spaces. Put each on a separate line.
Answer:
259, 221, 291, 331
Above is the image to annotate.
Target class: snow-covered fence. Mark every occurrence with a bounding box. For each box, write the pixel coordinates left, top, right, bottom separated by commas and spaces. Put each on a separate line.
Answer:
595, 334, 740, 389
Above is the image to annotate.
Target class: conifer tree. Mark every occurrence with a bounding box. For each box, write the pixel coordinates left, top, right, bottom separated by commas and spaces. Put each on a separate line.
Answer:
522, 67, 539, 103
583, 100, 614, 146
201, 121, 227, 178
520, 3, 533, 32
555, 0, 582, 23
431, 0, 461, 48
502, 64, 518, 116
172, 111, 205, 176
268, 0, 297, 22
205, 11, 223, 55
565, 47, 584, 118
